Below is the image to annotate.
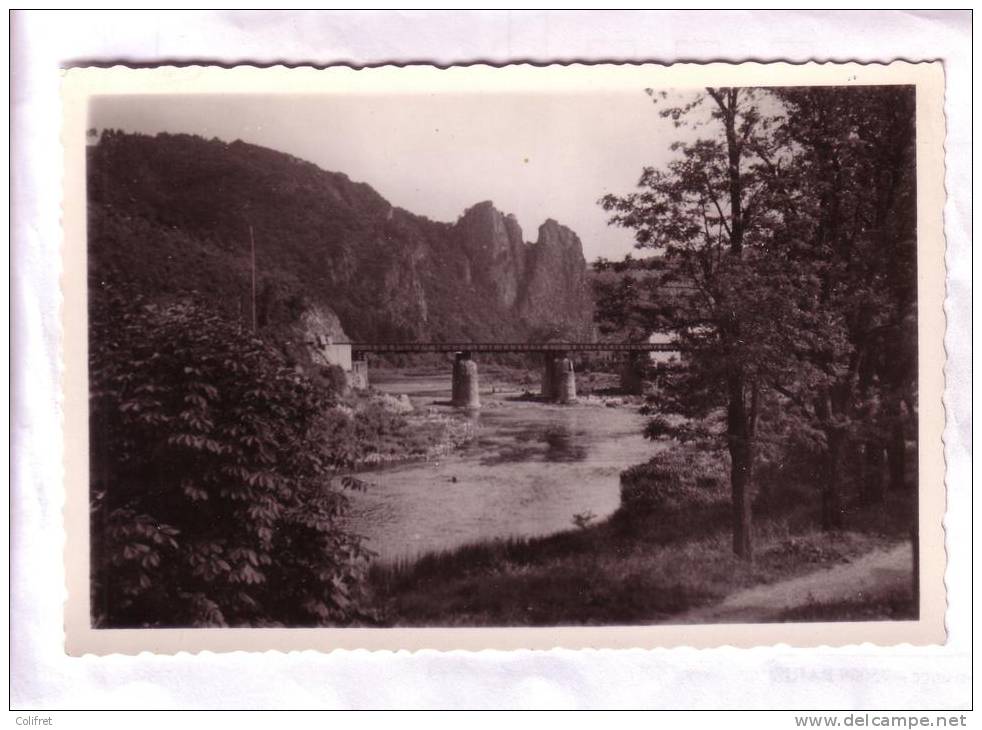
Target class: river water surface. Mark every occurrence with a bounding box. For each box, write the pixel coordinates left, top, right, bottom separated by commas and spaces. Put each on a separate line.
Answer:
348, 371, 657, 562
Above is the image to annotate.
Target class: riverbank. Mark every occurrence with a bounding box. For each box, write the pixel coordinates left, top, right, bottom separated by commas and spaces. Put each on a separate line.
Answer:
367, 478, 916, 626
358, 368, 917, 626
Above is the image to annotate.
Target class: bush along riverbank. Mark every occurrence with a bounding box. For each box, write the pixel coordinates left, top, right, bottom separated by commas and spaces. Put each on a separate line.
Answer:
87, 294, 478, 628
367, 441, 916, 626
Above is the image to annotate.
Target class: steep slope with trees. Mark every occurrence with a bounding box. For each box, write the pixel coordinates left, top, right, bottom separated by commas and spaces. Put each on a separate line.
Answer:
87, 131, 595, 345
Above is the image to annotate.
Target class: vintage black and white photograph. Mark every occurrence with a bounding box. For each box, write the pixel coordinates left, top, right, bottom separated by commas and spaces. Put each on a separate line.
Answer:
62, 62, 946, 648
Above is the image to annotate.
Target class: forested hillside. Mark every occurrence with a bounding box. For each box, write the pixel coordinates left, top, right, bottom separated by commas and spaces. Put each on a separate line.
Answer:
87, 131, 595, 344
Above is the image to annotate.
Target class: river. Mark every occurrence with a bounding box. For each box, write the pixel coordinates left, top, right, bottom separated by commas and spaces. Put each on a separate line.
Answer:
347, 370, 658, 563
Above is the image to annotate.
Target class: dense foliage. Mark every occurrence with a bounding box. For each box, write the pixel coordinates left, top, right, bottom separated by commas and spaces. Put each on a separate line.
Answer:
89, 291, 372, 627
620, 447, 728, 515
773, 86, 918, 518
598, 86, 918, 557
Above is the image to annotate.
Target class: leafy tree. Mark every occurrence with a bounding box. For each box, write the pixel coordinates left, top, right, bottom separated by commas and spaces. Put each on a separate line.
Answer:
600, 87, 839, 558
599, 84, 919, 551
89, 290, 371, 627
772, 85, 917, 518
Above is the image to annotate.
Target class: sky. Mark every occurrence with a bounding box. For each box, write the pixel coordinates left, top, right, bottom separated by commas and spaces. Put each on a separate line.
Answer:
91, 91, 689, 261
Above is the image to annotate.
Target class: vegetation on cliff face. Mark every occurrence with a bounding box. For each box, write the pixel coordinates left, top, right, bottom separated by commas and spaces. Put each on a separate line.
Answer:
88, 130, 594, 345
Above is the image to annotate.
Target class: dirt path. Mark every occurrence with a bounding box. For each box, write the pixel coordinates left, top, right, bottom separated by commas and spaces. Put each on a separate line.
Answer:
673, 541, 913, 623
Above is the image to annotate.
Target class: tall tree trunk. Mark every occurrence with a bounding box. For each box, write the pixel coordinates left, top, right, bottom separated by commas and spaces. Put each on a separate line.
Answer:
887, 396, 908, 491
727, 369, 754, 558
815, 387, 847, 531
862, 439, 886, 504
711, 87, 745, 253
730, 445, 753, 558
709, 87, 754, 559
821, 426, 846, 530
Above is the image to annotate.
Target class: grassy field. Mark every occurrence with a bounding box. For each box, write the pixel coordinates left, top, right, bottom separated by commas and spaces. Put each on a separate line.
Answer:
368, 483, 915, 626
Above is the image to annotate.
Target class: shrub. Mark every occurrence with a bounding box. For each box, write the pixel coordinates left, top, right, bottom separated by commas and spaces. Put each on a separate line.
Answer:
353, 402, 409, 443
753, 443, 825, 512
89, 293, 371, 627
319, 363, 349, 395
619, 446, 728, 515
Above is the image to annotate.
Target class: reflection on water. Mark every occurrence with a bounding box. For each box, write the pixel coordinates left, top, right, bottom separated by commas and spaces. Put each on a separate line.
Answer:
477, 424, 588, 466
347, 371, 658, 562
541, 425, 589, 463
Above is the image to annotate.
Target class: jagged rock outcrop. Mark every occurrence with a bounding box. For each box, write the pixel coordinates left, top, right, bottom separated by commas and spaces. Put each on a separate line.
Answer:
451, 201, 528, 308
449, 204, 594, 340
518, 219, 593, 338
281, 303, 351, 372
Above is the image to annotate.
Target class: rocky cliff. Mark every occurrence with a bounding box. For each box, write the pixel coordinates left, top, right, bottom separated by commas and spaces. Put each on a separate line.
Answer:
519, 219, 593, 338
447, 202, 594, 339
87, 131, 595, 345
451, 201, 527, 308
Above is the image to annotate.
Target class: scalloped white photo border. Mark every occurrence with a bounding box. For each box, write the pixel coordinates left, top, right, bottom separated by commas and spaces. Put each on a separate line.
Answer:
59, 61, 947, 656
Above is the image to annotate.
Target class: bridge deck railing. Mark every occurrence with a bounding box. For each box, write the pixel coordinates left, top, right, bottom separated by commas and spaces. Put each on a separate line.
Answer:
341, 342, 683, 354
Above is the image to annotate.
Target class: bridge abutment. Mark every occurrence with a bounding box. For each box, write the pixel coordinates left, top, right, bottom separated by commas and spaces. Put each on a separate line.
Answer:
349, 356, 369, 390
451, 351, 481, 408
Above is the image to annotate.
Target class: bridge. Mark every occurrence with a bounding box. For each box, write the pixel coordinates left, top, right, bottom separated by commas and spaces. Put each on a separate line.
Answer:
321, 340, 682, 409
344, 341, 680, 355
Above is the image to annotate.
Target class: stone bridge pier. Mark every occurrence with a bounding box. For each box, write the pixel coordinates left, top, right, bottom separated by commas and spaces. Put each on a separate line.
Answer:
541, 352, 577, 404
451, 351, 481, 408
